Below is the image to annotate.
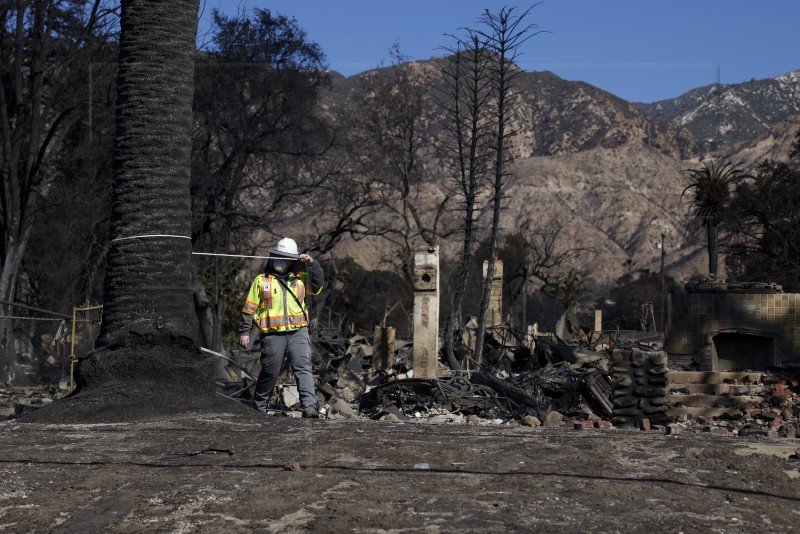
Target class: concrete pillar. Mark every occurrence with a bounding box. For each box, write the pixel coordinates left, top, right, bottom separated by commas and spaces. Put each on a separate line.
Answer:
412, 246, 439, 378
595, 309, 603, 333
483, 258, 504, 330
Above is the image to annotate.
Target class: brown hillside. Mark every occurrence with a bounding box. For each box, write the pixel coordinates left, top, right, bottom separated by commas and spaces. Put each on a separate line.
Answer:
290, 62, 798, 292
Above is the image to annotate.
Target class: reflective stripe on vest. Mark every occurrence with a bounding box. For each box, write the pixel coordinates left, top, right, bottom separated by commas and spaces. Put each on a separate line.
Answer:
247, 273, 308, 333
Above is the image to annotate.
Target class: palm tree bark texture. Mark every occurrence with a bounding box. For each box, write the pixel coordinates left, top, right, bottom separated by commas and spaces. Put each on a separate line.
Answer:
98, 0, 199, 345
65, 0, 226, 415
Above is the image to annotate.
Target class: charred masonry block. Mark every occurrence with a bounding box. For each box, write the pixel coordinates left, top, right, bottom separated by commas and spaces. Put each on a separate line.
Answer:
611, 349, 669, 428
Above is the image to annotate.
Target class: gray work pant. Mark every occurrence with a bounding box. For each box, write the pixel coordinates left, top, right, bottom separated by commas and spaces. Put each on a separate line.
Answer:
252, 327, 316, 411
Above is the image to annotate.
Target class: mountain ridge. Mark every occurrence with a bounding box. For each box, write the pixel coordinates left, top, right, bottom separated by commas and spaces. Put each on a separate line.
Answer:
314, 60, 799, 293
637, 69, 800, 152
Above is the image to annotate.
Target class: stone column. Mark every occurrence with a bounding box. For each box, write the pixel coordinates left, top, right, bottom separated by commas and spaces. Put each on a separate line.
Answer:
610, 349, 669, 428
412, 246, 439, 379
484, 258, 504, 330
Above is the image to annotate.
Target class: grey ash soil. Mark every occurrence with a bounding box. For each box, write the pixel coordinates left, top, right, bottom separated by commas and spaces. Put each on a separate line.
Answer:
3, 407, 800, 532
6, 335, 800, 531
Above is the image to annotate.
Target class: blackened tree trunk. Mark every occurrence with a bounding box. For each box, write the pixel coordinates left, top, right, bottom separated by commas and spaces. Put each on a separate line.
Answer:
63, 0, 227, 418
707, 221, 719, 277
96, 0, 199, 346
21, 0, 240, 423
438, 34, 491, 371
473, 6, 539, 366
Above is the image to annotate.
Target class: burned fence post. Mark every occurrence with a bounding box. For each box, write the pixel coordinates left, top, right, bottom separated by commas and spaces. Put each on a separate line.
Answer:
373, 325, 395, 372
412, 246, 439, 379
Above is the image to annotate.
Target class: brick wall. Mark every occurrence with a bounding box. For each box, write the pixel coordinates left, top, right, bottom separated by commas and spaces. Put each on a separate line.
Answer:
664, 288, 800, 369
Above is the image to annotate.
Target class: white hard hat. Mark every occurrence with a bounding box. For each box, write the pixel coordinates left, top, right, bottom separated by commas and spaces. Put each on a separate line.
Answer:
272, 237, 299, 259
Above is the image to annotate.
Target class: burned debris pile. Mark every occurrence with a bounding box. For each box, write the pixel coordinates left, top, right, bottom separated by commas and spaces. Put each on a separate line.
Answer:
314, 324, 625, 424
666, 367, 800, 437
10, 326, 800, 439
212, 322, 660, 427
200, 315, 800, 437
365, 375, 505, 419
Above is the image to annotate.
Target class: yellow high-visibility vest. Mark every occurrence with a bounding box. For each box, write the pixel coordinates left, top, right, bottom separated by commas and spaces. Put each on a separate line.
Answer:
242, 273, 310, 333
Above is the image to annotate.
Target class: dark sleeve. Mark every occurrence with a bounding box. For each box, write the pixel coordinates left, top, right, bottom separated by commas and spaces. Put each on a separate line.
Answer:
238, 276, 260, 334
307, 260, 324, 295
239, 312, 253, 335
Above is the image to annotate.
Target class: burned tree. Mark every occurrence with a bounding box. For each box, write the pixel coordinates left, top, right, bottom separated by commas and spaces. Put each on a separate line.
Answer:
96, 0, 199, 345
0, 0, 116, 383
503, 218, 587, 331
352, 44, 451, 285
437, 33, 492, 371
436, 7, 543, 369
726, 135, 800, 290
472, 6, 542, 365
25, 0, 243, 422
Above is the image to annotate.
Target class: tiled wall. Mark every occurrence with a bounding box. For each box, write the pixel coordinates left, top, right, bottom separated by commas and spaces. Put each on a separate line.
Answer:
664, 292, 800, 367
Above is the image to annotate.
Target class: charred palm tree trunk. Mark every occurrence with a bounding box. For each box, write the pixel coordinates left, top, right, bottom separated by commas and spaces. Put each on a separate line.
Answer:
70, 0, 214, 406
707, 221, 719, 277
97, 0, 199, 346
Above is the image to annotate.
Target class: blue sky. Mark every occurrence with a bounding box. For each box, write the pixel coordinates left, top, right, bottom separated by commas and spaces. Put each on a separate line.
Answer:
198, 0, 800, 103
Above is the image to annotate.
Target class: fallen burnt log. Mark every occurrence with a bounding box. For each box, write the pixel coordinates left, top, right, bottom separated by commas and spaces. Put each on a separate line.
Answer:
536, 337, 610, 371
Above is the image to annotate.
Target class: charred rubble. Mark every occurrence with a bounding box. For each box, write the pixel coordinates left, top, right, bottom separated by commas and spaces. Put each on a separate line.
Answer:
318, 327, 619, 424
209, 322, 652, 428
8, 320, 800, 438
194, 319, 800, 438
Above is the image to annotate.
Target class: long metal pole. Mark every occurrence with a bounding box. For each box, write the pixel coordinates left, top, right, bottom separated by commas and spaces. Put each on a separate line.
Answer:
191, 252, 284, 260
0, 299, 72, 319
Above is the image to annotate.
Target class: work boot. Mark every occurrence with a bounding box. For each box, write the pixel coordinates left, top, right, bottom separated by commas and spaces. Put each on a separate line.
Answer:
242, 398, 267, 413
302, 406, 320, 419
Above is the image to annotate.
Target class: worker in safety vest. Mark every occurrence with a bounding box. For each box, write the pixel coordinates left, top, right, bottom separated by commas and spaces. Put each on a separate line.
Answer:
239, 237, 324, 417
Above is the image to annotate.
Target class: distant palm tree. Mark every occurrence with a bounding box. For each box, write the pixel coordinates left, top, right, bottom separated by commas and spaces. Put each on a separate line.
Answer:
682, 161, 748, 277
558, 269, 590, 315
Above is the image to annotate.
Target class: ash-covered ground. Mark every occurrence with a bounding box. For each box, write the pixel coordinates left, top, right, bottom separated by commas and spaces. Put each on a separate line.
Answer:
2, 405, 800, 532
